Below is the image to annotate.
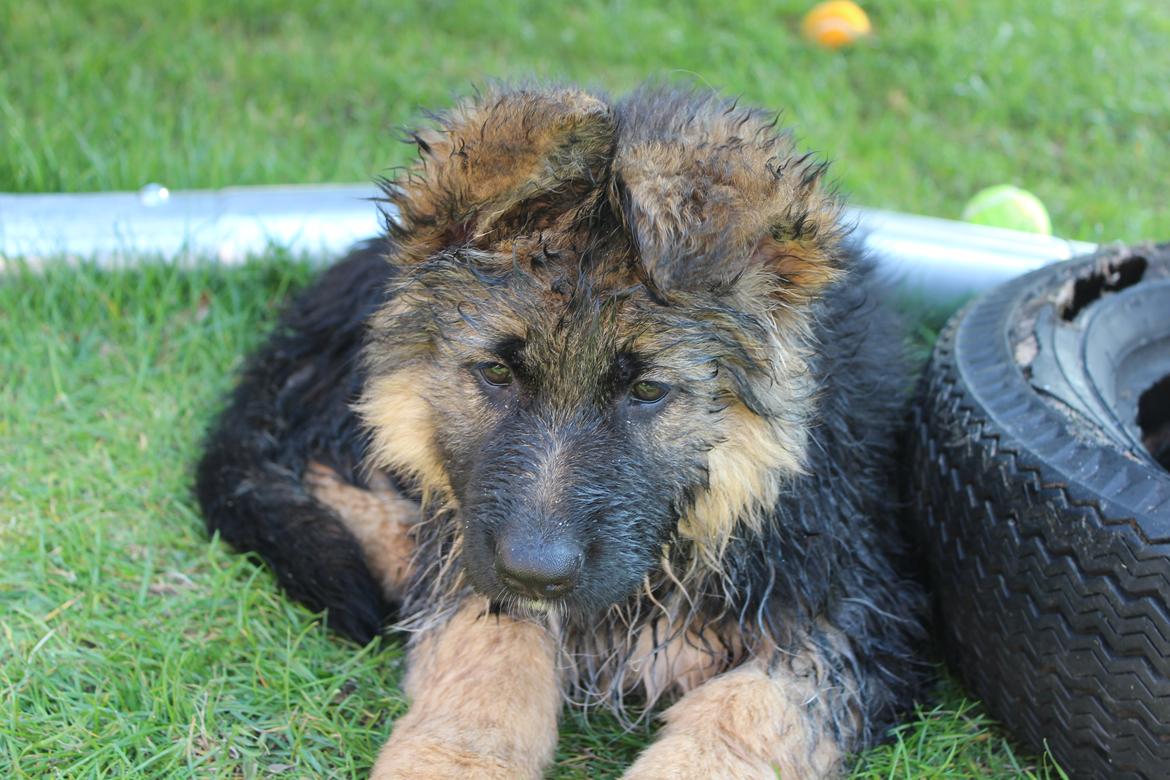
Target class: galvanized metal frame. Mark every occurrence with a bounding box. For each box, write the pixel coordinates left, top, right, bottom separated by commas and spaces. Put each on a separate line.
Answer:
0, 183, 1098, 297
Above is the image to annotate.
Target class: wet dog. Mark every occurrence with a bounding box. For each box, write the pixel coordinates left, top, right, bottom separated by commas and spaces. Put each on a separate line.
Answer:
196, 83, 928, 778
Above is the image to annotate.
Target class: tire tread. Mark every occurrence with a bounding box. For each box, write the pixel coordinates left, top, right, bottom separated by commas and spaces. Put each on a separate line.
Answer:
911, 283, 1170, 779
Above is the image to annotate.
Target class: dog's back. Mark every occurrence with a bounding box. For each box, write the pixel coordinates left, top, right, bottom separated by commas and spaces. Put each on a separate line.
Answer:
196, 240, 396, 642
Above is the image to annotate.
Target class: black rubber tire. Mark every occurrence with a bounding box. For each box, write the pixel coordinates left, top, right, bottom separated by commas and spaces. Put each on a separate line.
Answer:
909, 243, 1170, 780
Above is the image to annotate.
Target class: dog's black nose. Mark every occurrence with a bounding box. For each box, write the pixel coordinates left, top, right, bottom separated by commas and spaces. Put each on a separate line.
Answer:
495, 533, 582, 600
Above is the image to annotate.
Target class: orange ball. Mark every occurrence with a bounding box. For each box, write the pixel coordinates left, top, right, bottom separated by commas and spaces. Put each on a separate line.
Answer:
801, 1, 872, 50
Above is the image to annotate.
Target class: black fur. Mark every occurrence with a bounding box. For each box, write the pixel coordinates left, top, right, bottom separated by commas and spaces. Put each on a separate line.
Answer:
195, 239, 396, 643
561, 246, 930, 742
716, 249, 928, 742
195, 85, 931, 759
196, 238, 928, 736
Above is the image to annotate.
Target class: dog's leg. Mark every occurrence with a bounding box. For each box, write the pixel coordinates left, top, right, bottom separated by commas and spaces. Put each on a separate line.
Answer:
370, 597, 561, 780
622, 640, 855, 780
305, 463, 418, 602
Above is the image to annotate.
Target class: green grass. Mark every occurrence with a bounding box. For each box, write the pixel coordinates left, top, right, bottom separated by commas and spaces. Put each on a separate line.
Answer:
2, 0, 1168, 242
3, 1, 1166, 777
1, 259, 1066, 778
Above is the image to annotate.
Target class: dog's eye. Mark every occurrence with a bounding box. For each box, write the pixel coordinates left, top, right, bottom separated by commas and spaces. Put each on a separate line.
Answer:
479, 362, 514, 386
630, 381, 669, 404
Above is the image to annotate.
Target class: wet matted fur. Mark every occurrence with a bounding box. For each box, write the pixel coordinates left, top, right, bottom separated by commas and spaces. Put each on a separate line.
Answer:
196, 83, 929, 778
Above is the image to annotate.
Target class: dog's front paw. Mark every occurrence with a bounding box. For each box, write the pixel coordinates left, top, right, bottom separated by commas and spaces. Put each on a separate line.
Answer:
370, 734, 538, 780
622, 734, 778, 780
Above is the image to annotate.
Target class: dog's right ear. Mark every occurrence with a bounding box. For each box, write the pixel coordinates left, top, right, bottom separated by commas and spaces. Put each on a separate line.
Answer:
381, 87, 615, 262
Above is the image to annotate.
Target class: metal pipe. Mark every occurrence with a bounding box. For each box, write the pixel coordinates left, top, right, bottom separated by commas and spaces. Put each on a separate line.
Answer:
0, 183, 1097, 296
852, 207, 1097, 299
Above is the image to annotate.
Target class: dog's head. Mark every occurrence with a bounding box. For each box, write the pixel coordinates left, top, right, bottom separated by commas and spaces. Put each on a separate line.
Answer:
358, 85, 848, 619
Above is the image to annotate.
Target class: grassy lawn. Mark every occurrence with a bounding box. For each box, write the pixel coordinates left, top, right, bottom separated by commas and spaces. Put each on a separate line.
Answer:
3, 1, 1166, 777
1, 260, 1064, 779
3, 0, 1168, 242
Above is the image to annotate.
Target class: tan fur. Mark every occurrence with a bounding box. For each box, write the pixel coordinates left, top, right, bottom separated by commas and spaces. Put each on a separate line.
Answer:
613, 98, 844, 303
305, 463, 419, 601
391, 88, 615, 263
625, 616, 743, 704
670, 312, 817, 565
680, 396, 805, 567
356, 369, 452, 506
357, 86, 870, 779
755, 236, 845, 301
614, 97, 842, 561
370, 597, 561, 780
621, 649, 849, 780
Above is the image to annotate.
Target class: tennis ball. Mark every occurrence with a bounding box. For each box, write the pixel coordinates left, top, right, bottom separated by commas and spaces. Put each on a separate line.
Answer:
801, 1, 872, 49
961, 185, 1052, 235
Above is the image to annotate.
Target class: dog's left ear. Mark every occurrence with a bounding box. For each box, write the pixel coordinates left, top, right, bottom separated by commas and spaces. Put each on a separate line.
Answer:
745, 169, 847, 305
613, 90, 846, 304
382, 86, 615, 262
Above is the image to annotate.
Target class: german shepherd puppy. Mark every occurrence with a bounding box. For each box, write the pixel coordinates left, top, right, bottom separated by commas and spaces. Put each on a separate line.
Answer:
196, 84, 927, 779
